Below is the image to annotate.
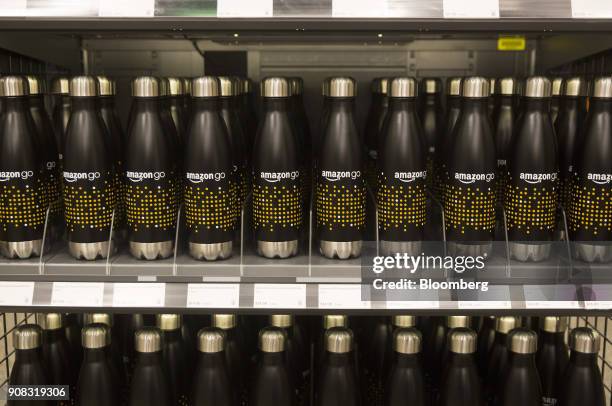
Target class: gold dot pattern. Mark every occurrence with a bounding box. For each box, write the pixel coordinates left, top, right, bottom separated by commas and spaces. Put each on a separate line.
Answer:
559, 176, 573, 210
0, 176, 48, 236
444, 182, 496, 234
568, 176, 612, 238
125, 176, 178, 234
504, 176, 557, 235
237, 167, 249, 209
377, 173, 426, 233
63, 173, 116, 234
253, 179, 302, 233
115, 160, 126, 224
316, 180, 366, 232
184, 180, 236, 234
432, 163, 447, 202
47, 170, 62, 218
496, 167, 508, 208
365, 158, 378, 192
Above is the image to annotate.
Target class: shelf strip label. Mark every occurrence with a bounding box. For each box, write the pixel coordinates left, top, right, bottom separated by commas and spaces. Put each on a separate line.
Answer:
99, 0, 154, 17
217, 0, 273, 18
187, 283, 240, 308
112, 283, 165, 307
253, 284, 306, 309
318, 284, 371, 309
571, 0, 612, 18
443, 0, 499, 18
51, 282, 105, 307
0, 281, 35, 306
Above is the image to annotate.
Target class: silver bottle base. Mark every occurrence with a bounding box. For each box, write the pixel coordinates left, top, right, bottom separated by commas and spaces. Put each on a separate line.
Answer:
68, 241, 115, 260
509, 242, 552, 262
320, 241, 362, 259
256, 240, 298, 259
0, 240, 42, 259
189, 241, 233, 261
130, 241, 174, 260
380, 241, 422, 257
573, 243, 612, 263
447, 241, 493, 258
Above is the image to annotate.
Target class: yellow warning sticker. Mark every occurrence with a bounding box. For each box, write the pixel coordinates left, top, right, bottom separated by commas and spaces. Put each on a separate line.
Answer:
497, 36, 526, 51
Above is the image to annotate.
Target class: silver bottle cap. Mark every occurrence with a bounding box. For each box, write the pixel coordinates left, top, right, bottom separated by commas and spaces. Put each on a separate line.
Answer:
26, 76, 45, 95
489, 78, 497, 95
322, 78, 331, 97
51, 77, 70, 95
517, 79, 525, 97
159, 77, 169, 97
242, 78, 253, 94
14, 325, 42, 350
592, 77, 612, 99
393, 315, 416, 328
167, 77, 184, 96
570, 327, 600, 354
462, 77, 490, 99
372, 78, 389, 95
329, 77, 356, 98
132, 76, 159, 98
495, 316, 520, 334
422, 78, 442, 94
83, 313, 113, 327
394, 328, 422, 354
261, 77, 290, 98
289, 77, 304, 96
197, 327, 225, 353
259, 327, 285, 353
446, 77, 462, 97
70, 76, 97, 97
390, 77, 417, 98
552, 77, 564, 97
156, 314, 181, 331
325, 327, 353, 353
540, 316, 568, 333
564, 77, 587, 97
525, 76, 552, 98
36, 313, 64, 330
508, 328, 538, 354
182, 78, 192, 95
270, 314, 293, 328
134, 328, 162, 353
497, 77, 518, 95
82, 324, 110, 349
97, 76, 115, 96
447, 315, 470, 329
212, 314, 237, 330
448, 328, 477, 354
192, 76, 220, 98
323, 315, 348, 329
218, 76, 237, 97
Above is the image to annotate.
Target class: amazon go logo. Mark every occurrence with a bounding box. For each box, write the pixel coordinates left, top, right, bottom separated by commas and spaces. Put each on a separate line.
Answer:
321, 170, 361, 182
63, 171, 100, 182
454, 172, 495, 184
0, 171, 34, 181
260, 171, 300, 183
588, 173, 612, 185
519, 172, 558, 184
126, 171, 166, 182
186, 172, 226, 183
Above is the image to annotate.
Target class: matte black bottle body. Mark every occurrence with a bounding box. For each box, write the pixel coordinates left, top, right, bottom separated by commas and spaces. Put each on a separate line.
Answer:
419, 94, 444, 157
220, 97, 248, 211
485, 332, 509, 403
537, 331, 569, 406
559, 352, 605, 406
241, 92, 259, 152
65, 314, 82, 369
434, 96, 461, 201
41, 329, 74, 405
250, 352, 296, 406
317, 352, 361, 406
76, 347, 119, 406
169, 95, 187, 139
191, 352, 234, 406
498, 352, 542, 406
365, 93, 389, 189
386, 352, 427, 406
492, 95, 516, 207
439, 353, 483, 406
128, 352, 171, 406
51, 95, 71, 161
161, 329, 189, 405
476, 317, 496, 376
8, 349, 51, 406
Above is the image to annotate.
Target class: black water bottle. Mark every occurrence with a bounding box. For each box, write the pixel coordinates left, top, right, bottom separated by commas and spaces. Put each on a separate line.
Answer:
182, 77, 192, 118
492, 78, 518, 209
498, 328, 542, 406
377, 77, 427, 256
8, 325, 51, 406
537, 317, 569, 406
316, 77, 365, 259
551, 77, 564, 125
116, 313, 145, 374
37, 313, 74, 405
439, 328, 482, 406
270, 314, 307, 385
250, 327, 297, 406
316, 327, 361, 406
362, 316, 392, 404
365, 78, 389, 189
289, 77, 313, 202
240, 78, 259, 152
444, 77, 496, 257
65, 314, 82, 370
51, 77, 71, 160
568, 76, 612, 263
0, 76, 49, 259
316, 315, 349, 368
183, 76, 236, 261
64, 76, 117, 260
27, 76, 61, 237
485, 316, 520, 403
555, 77, 587, 211
440, 316, 471, 376
559, 327, 606, 406
157, 314, 189, 406
128, 328, 171, 406
166, 77, 187, 139
76, 324, 119, 406
212, 314, 245, 399
252, 77, 303, 259
505, 76, 558, 262
157, 78, 180, 144
418, 78, 444, 184
125, 76, 178, 260
476, 316, 496, 376
316, 78, 332, 159
191, 327, 235, 406
489, 78, 498, 118
386, 328, 427, 406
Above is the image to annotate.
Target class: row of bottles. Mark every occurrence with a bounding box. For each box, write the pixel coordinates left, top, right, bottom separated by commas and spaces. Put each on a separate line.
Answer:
8, 314, 606, 406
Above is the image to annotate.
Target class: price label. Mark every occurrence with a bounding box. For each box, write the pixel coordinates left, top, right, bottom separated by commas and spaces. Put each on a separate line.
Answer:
332, 0, 387, 17
525, 301, 582, 309
217, 0, 273, 18
112, 283, 165, 307
319, 284, 370, 309
0, 0, 26, 16
585, 301, 612, 310
99, 0, 155, 17
458, 300, 511, 309
386, 300, 439, 309
187, 284, 240, 308
443, 0, 499, 18
571, 0, 612, 18
0, 282, 34, 306
51, 283, 105, 307
253, 284, 306, 308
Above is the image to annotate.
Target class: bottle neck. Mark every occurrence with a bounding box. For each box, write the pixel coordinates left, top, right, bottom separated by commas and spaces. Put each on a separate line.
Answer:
4, 96, 30, 111
261, 352, 286, 365
325, 351, 353, 367
134, 97, 159, 111
43, 328, 65, 342
198, 351, 226, 366
99, 96, 116, 109
461, 97, 489, 113
263, 97, 290, 113
71, 96, 98, 110
570, 351, 598, 367
220, 96, 236, 111
135, 351, 162, 366
29, 94, 45, 108
389, 97, 418, 112
447, 96, 462, 109
329, 97, 354, 113
192, 97, 220, 112
394, 352, 420, 368
589, 97, 612, 113
508, 352, 536, 367
541, 331, 565, 345
524, 97, 550, 112
499, 95, 515, 107
15, 348, 41, 363
83, 347, 109, 363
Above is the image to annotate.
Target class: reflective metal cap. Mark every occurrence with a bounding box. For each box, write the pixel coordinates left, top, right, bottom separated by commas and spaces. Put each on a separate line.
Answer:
261, 77, 290, 98
525, 76, 552, 98
325, 327, 353, 353
259, 327, 285, 353
14, 324, 42, 350
394, 328, 422, 354
422, 78, 442, 94
242, 78, 253, 94
182, 78, 192, 95
497, 77, 518, 95
197, 327, 225, 353
192, 76, 220, 98
0, 76, 27, 97
156, 314, 181, 331
83, 313, 113, 327
51, 77, 69, 95
329, 77, 356, 98
372, 77, 389, 95
570, 327, 600, 354
390, 77, 417, 98
134, 328, 162, 353
36, 313, 64, 330
592, 77, 612, 99
508, 328, 538, 354
289, 77, 304, 96
393, 315, 416, 328
323, 315, 348, 329
270, 314, 293, 328
26, 76, 45, 95
540, 316, 568, 333
447, 315, 470, 329
212, 314, 237, 330
70, 76, 98, 97
82, 324, 110, 349
97, 76, 115, 96
489, 78, 497, 95
446, 77, 462, 96
322, 78, 331, 97
564, 77, 587, 97
552, 77, 564, 97
448, 328, 477, 354
462, 77, 490, 98
218, 76, 237, 97
495, 316, 520, 334
132, 76, 159, 98
167, 77, 184, 96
